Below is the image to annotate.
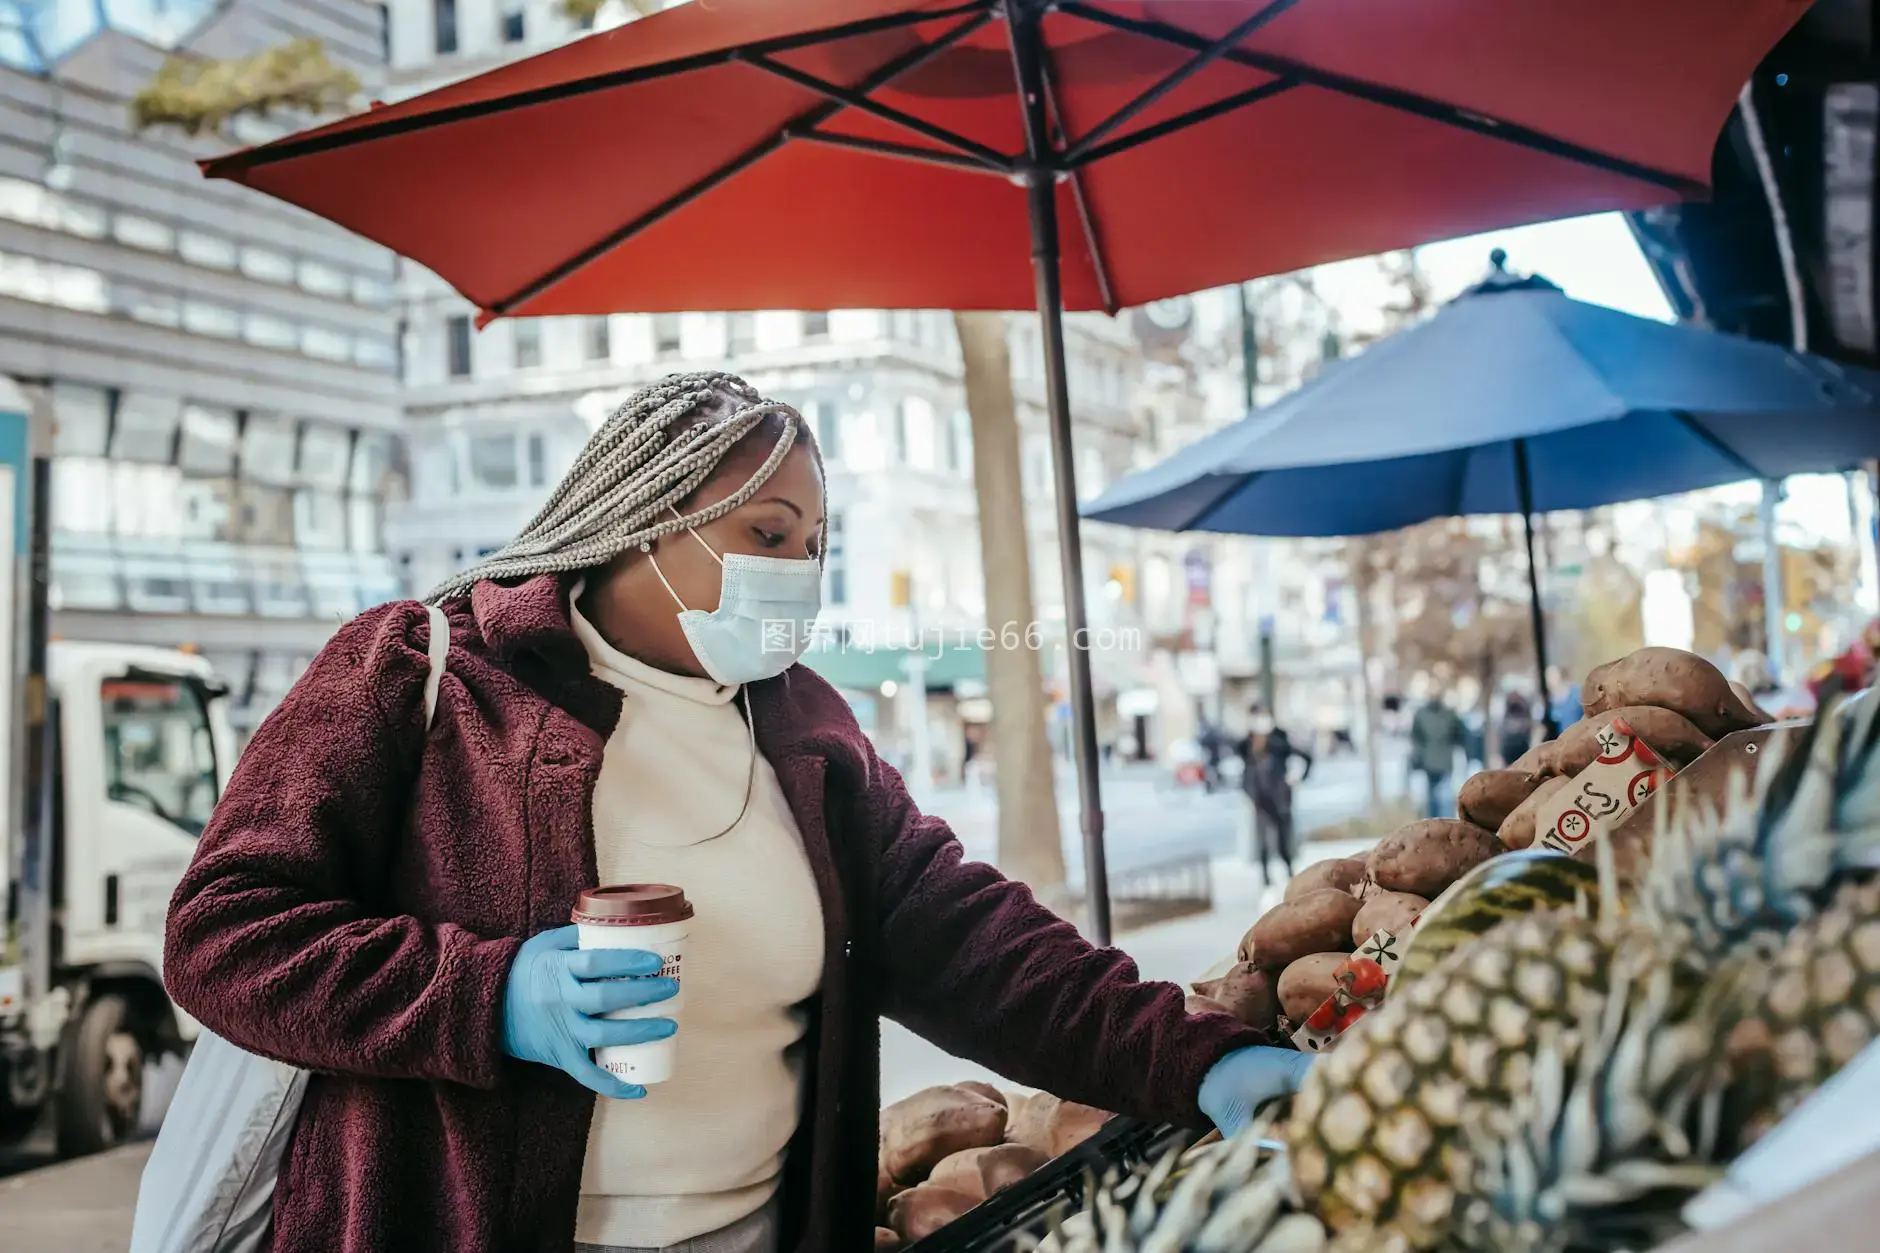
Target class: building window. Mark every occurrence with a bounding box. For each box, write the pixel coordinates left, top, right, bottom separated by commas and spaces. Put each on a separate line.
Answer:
110, 392, 181, 464
178, 404, 238, 476
301, 325, 352, 361
809, 400, 839, 463
178, 230, 237, 270
825, 512, 847, 606
586, 315, 611, 361
242, 311, 299, 350
513, 319, 542, 369
435, 0, 458, 53
802, 311, 830, 341
297, 260, 350, 298
446, 315, 473, 377
468, 434, 519, 490
113, 214, 175, 252
241, 416, 300, 487
239, 245, 295, 284
527, 433, 547, 487
500, 1, 525, 43
726, 312, 756, 356
653, 313, 682, 356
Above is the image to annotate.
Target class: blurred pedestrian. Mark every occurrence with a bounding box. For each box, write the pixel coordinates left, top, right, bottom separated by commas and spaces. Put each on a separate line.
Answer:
1239, 706, 1314, 884
1409, 690, 1466, 819
1498, 690, 1534, 767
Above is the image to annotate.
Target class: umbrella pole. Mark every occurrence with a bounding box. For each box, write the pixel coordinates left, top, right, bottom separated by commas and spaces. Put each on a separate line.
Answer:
1011, 3, 1110, 946
1514, 440, 1558, 738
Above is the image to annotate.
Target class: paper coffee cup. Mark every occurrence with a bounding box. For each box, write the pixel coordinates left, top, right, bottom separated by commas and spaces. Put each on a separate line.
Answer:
573, 884, 692, 1086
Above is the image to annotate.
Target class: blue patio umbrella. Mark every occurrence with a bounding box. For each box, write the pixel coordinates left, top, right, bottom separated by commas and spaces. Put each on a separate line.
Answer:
1086, 255, 1880, 727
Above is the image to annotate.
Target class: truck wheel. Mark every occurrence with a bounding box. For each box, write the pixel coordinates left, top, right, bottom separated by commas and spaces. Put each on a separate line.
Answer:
55, 994, 146, 1157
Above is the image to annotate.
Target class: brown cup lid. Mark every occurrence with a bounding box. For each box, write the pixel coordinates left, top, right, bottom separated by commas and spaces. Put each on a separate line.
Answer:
573, 884, 693, 926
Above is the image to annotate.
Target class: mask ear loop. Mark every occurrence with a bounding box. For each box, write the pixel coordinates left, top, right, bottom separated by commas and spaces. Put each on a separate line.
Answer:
643, 506, 726, 613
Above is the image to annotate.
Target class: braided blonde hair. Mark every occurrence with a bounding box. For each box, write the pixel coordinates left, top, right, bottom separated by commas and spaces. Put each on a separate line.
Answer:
423, 370, 823, 604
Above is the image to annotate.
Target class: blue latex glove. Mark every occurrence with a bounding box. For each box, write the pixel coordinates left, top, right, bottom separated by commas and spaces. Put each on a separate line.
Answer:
1197, 1046, 1315, 1138
500, 925, 679, 1099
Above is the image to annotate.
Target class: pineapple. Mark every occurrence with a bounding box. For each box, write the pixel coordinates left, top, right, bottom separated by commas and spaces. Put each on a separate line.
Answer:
1044, 1115, 1325, 1253
1284, 689, 1880, 1252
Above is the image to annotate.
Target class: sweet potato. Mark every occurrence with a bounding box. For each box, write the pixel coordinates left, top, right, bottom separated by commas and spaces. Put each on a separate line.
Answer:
929, 1143, 1045, 1199
880, 1086, 1008, 1184
1247, 890, 1363, 971
1351, 889, 1428, 946
1510, 743, 1546, 775
1583, 646, 1765, 739
1367, 820, 1503, 898
878, 1153, 896, 1221
1282, 857, 1369, 902
1278, 952, 1349, 1021
1729, 680, 1775, 727
1457, 769, 1541, 831
1235, 923, 1259, 965
1008, 1093, 1113, 1158
1192, 962, 1281, 1030
977, 1143, 1048, 1193
1186, 993, 1231, 1017
955, 1081, 1006, 1108
1499, 774, 1572, 850
1533, 705, 1711, 777
888, 1185, 979, 1241
877, 1228, 903, 1253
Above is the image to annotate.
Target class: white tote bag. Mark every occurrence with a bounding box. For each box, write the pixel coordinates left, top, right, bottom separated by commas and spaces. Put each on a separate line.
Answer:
130, 605, 449, 1253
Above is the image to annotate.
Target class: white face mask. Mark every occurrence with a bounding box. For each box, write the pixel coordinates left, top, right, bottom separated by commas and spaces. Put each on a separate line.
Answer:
648, 519, 822, 686
1251, 714, 1275, 735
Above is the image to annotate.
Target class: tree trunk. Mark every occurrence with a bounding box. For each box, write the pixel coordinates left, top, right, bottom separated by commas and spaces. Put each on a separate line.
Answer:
954, 311, 1067, 894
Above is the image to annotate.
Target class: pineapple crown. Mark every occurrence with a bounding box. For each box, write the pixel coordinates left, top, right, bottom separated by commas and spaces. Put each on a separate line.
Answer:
1641, 689, 1880, 954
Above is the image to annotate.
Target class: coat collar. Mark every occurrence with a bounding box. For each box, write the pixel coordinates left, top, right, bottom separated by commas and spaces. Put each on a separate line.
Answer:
466, 573, 863, 768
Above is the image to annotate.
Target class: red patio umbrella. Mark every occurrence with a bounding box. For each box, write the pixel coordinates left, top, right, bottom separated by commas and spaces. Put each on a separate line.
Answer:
203, 0, 1806, 943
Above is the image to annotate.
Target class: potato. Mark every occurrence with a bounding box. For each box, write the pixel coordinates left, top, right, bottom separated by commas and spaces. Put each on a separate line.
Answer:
955, 1080, 1007, 1108
1351, 890, 1428, 945
1583, 647, 1765, 739
1499, 774, 1573, 850
1367, 820, 1504, 898
1282, 857, 1369, 902
1192, 962, 1280, 1030
1278, 952, 1349, 1021
1247, 890, 1364, 970
1457, 769, 1541, 831
876, 1228, 903, 1253
888, 1185, 979, 1241
1533, 705, 1711, 777
1008, 1092, 1113, 1158
880, 1086, 1008, 1184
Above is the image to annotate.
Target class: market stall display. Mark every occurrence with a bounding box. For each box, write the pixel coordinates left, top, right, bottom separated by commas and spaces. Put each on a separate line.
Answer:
892, 647, 1878, 1253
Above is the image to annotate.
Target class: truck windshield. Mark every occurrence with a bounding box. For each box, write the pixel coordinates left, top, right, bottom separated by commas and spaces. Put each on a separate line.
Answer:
101, 675, 219, 836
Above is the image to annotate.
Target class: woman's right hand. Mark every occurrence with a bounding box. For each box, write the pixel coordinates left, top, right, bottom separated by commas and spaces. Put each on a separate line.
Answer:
500, 925, 677, 1099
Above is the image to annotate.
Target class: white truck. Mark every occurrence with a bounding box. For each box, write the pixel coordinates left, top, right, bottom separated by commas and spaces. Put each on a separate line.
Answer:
0, 377, 237, 1159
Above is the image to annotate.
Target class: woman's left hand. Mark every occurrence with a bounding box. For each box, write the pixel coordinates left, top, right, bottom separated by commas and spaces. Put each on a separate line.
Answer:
1197, 1046, 1315, 1138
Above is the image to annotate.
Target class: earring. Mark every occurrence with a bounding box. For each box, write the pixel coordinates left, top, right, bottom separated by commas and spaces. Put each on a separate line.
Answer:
640, 541, 652, 553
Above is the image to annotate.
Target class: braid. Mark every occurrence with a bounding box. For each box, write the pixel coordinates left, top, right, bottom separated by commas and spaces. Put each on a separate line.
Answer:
423, 370, 826, 604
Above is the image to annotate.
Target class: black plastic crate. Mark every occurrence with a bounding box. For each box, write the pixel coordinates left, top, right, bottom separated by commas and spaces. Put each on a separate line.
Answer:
901, 1117, 1194, 1253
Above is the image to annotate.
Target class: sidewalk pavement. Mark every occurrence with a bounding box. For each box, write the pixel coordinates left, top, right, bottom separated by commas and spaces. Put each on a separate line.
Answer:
0, 1143, 149, 1253
880, 839, 1373, 1104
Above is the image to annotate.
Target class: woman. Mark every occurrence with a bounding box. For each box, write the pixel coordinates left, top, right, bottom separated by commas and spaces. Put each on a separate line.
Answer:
1239, 708, 1313, 884
164, 373, 1309, 1253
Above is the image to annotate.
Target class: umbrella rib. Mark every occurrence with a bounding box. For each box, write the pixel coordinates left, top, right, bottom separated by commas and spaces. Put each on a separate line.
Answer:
1037, 40, 1117, 314
1056, 1, 1707, 196
481, 8, 995, 319
1667, 410, 1765, 479
739, 51, 1015, 172
785, 127, 1011, 176
1068, 78, 1300, 169
1059, 0, 1301, 166
204, 0, 995, 175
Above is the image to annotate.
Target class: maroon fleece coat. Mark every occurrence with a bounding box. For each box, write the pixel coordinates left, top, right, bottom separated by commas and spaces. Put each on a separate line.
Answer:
163, 573, 1261, 1253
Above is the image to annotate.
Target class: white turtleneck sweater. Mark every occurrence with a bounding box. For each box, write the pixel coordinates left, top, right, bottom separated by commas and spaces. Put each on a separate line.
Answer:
570, 593, 826, 1250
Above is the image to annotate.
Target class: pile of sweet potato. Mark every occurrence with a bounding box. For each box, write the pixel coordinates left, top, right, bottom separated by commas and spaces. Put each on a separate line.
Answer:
875, 1084, 1113, 1248
1457, 646, 1771, 849
1189, 819, 1509, 1030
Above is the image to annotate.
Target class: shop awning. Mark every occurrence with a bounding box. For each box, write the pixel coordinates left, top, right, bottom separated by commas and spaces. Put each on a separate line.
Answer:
802, 641, 985, 693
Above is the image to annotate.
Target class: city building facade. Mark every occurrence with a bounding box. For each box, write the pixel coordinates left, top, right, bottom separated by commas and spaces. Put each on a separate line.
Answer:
1, 0, 403, 738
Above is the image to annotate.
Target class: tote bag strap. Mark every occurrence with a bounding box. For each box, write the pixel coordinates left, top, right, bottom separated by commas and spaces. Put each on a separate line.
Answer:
423, 603, 448, 732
